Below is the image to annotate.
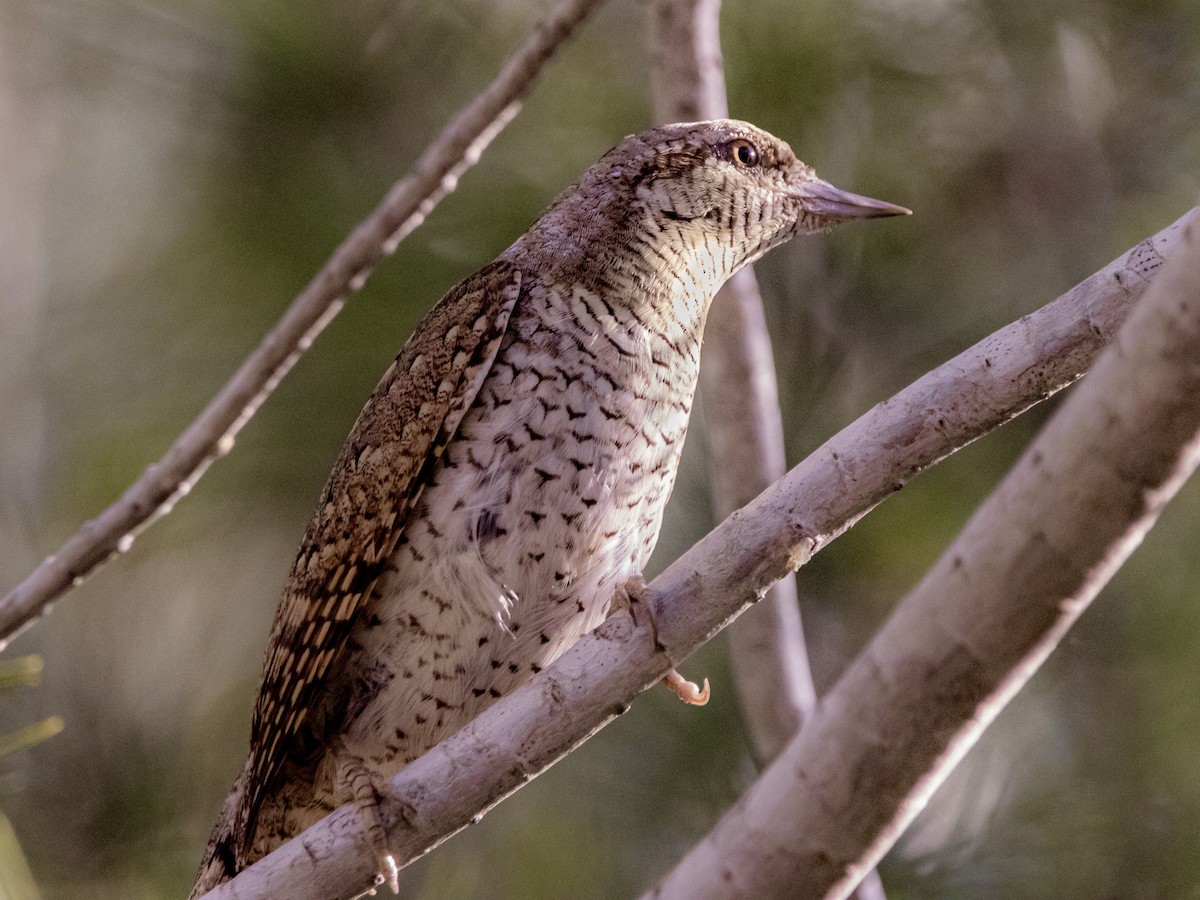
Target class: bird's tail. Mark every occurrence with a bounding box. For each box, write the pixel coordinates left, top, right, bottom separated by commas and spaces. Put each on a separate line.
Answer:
188, 758, 252, 899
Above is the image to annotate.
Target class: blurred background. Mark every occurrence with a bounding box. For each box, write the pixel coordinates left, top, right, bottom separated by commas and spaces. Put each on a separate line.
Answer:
1, 0, 1199, 897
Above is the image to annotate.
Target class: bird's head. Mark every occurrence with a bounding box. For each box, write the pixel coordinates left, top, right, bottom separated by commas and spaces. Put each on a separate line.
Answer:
619, 120, 908, 273
513, 119, 909, 297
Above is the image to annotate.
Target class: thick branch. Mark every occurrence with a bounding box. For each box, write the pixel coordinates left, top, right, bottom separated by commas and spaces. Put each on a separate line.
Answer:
645, 212, 1200, 900
201, 203, 1196, 899
0, 0, 607, 648
648, 0, 817, 768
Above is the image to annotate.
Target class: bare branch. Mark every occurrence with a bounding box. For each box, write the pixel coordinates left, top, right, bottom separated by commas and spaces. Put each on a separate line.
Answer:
648, 0, 817, 768
648, 0, 728, 122
200, 197, 1197, 899
0, 0, 608, 648
645, 211, 1200, 900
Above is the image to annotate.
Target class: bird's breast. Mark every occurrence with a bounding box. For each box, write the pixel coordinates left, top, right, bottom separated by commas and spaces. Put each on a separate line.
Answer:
330, 282, 704, 772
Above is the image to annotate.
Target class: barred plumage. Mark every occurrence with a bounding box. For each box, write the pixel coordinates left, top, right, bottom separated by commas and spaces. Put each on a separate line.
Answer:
192, 119, 907, 895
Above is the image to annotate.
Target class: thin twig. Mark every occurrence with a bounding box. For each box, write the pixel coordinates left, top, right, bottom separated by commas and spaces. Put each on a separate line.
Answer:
645, 211, 1200, 900
646, 4, 881, 892
647, 0, 818, 764
199, 201, 1196, 900
0, 0, 609, 648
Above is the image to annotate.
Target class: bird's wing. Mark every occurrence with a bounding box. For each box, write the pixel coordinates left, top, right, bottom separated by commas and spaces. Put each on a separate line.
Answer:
239, 261, 523, 850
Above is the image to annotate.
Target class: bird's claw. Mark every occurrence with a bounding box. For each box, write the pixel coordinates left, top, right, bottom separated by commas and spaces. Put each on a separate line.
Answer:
613, 578, 710, 706
336, 743, 400, 894
664, 668, 710, 706
374, 852, 400, 895
611, 574, 652, 627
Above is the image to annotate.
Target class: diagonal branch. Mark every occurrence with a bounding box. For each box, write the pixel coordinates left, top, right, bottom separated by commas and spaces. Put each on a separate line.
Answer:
644, 211, 1200, 900
0, 0, 609, 649
199, 201, 1196, 899
648, 0, 818, 766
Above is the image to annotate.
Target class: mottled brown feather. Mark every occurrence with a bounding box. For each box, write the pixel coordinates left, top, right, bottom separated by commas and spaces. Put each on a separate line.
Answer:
237, 261, 523, 853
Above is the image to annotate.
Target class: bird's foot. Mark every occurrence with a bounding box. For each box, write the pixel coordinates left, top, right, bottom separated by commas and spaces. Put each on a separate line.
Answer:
611, 574, 653, 626
612, 575, 712, 707
335, 744, 400, 895
663, 668, 710, 706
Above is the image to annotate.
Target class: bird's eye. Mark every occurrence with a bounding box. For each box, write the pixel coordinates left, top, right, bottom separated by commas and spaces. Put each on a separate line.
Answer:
729, 139, 760, 168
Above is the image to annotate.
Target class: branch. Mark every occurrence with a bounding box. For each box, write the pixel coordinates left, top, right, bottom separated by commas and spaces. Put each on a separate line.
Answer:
200, 199, 1196, 898
648, 0, 818, 766
0, 0, 608, 648
644, 211, 1200, 900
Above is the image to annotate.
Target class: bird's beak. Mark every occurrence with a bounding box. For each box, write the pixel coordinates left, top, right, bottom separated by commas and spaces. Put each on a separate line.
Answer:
793, 178, 911, 220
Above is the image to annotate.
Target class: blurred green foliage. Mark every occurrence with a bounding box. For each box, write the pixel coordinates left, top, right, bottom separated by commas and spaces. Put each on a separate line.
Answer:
1, 0, 1198, 897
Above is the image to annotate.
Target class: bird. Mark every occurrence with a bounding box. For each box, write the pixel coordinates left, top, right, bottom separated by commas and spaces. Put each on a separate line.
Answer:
189, 118, 909, 896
